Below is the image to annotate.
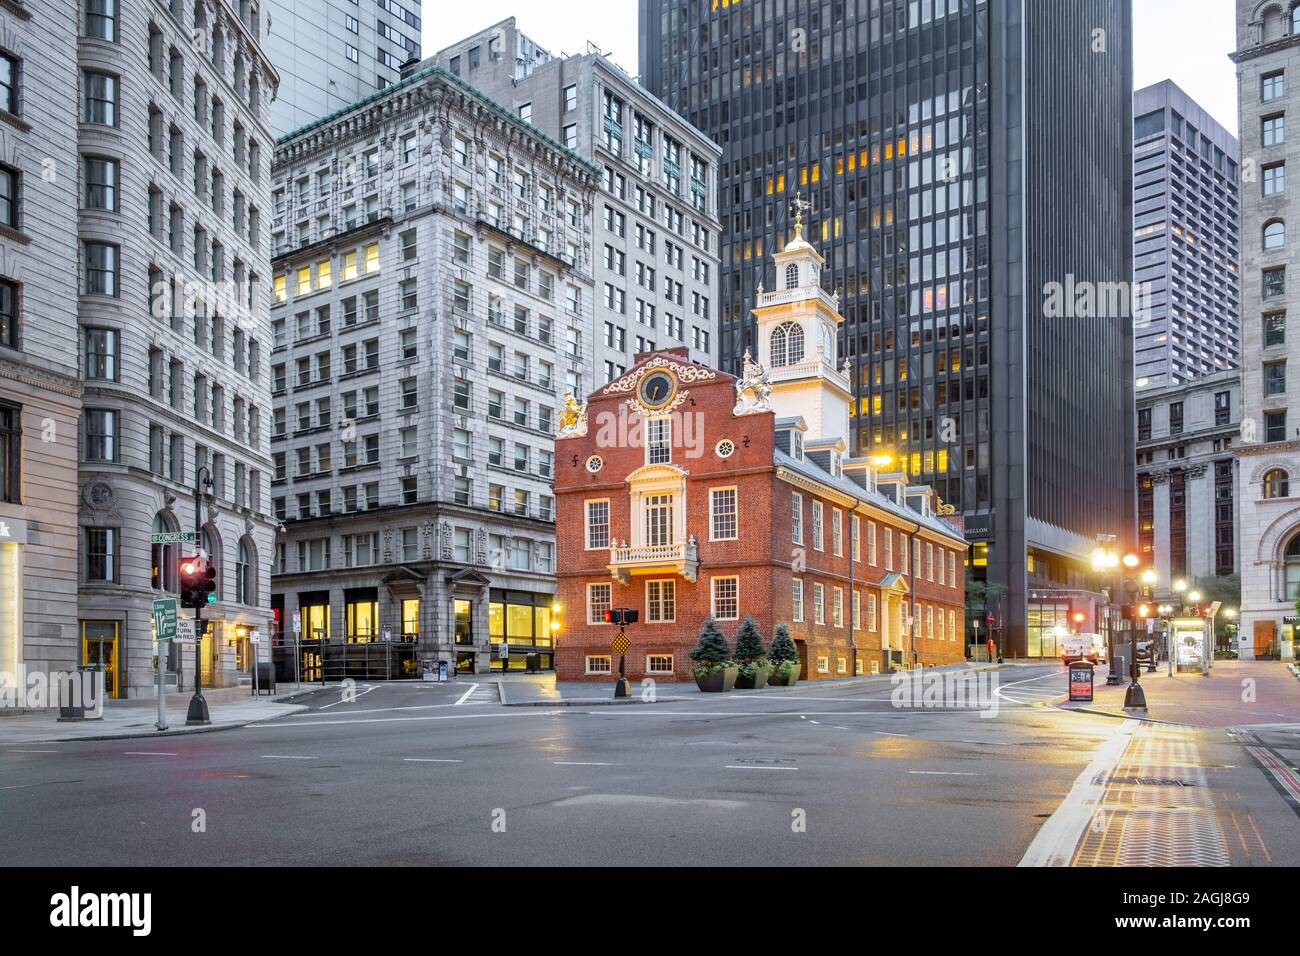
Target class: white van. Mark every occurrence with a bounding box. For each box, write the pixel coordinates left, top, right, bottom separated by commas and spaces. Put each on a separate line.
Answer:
1060, 633, 1100, 665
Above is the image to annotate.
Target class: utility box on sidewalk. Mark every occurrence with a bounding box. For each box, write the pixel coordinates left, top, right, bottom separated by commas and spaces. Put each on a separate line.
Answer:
56, 667, 105, 721
1068, 660, 1095, 702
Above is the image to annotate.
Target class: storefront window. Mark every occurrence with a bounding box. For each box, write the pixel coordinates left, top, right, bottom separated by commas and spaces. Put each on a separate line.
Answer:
401, 598, 419, 640
345, 589, 378, 642
300, 593, 330, 641
1027, 603, 1069, 658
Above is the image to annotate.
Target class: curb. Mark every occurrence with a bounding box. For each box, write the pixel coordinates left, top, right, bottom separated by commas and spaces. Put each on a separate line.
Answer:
503, 696, 690, 707
1055, 699, 1189, 726
4, 703, 309, 744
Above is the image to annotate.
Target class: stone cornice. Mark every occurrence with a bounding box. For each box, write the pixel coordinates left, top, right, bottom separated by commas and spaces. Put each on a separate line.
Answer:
1230, 31, 1300, 64
274, 68, 600, 187
0, 353, 81, 398
1235, 438, 1300, 457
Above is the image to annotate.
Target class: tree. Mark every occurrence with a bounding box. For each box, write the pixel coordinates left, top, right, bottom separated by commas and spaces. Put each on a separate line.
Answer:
732, 615, 766, 663
689, 618, 732, 667
769, 624, 797, 664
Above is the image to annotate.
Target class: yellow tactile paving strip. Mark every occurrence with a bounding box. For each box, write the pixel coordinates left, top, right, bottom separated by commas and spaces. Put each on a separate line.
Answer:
1072, 725, 1230, 867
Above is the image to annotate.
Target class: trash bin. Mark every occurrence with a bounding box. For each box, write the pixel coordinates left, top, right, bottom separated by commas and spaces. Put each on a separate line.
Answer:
1068, 660, 1095, 702
253, 662, 275, 695
526, 653, 541, 673
57, 666, 105, 721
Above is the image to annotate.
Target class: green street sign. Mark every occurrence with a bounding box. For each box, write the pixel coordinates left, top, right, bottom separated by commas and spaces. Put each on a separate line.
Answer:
152, 598, 177, 641
150, 532, 197, 545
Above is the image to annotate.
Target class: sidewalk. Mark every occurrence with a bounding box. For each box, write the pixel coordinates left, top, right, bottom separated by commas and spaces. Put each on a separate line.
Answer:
1057, 659, 1300, 728
490, 661, 1006, 706
0, 683, 314, 744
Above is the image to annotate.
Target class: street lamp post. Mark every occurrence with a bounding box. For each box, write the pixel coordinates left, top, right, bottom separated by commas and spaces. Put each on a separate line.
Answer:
185, 466, 213, 726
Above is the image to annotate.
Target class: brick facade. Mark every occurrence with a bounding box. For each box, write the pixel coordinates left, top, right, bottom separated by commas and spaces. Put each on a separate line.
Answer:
555, 348, 966, 681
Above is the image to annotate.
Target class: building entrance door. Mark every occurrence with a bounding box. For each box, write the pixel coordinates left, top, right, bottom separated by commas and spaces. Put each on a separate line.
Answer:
81, 621, 120, 699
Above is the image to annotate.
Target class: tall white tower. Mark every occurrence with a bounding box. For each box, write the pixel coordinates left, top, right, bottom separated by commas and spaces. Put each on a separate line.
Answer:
751, 196, 853, 444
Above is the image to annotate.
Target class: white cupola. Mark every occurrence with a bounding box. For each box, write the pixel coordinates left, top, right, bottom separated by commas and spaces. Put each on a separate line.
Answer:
750, 194, 852, 446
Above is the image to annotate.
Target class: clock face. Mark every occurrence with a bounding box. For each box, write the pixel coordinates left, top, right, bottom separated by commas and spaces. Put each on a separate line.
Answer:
639, 371, 676, 409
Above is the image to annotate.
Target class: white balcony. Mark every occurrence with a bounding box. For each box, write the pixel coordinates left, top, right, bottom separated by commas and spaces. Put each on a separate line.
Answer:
608, 539, 699, 585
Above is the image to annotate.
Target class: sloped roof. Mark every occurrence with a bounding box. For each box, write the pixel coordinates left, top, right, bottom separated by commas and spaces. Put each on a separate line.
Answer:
773, 449, 966, 545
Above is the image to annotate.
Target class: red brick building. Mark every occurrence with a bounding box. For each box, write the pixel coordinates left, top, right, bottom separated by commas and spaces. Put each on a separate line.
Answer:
554, 224, 966, 681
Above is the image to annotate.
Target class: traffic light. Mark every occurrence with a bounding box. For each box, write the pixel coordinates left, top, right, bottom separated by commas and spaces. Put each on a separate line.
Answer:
180, 555, 218, 610
603, 607, 638, 627
200, 559, 217, 606
180, 555, 201, 609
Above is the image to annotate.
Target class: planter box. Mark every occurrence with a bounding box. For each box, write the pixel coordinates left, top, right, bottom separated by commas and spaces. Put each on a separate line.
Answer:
768, 666, 799, 687
694, 665, 739, 692
735, 663, 770, 689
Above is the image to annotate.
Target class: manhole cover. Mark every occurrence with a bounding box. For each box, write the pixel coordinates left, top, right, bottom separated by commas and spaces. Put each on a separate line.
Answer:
1114, 775, 1193, 787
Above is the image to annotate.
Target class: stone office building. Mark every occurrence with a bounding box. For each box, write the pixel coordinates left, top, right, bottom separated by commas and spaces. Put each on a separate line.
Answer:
1135, 370, 1241, 604
269, 64, 599, 674
0, 0, 83, 693
419, 17, 723, 379
73, 0, 280, 697
1233, 1, 1300, 659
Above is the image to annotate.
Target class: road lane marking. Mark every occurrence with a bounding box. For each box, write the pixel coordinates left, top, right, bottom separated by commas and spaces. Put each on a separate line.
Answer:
553, 761, 616, 766
283, 702, 480, 718
454, 683, 479, 706
1018, 717, 1139, 868
260, 754, 318, 760
7, 749, 58, 753
874, 731, 909, 737
317, 684, 379, 710
908, 771, 979, 776
725, 765, 798, 771
248, 712, 540, 728
123, 752, 177, 756
402, 758, 463, 763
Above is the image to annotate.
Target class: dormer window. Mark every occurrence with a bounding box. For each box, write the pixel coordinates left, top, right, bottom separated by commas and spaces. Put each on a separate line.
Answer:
785, 263, 799, 289
791, 430, 804, 461
830, 451, 841, 478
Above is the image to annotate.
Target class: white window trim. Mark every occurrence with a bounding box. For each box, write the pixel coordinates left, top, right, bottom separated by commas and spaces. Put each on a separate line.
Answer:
711, 575, 740, 621
709, 485, 739, 541
791, 491, 803, 544
585, 655, 612, 675
813, 581, 825, 625
645, 653, 674, 674
812, 501, 824, 551
832, 508, 843, 556
792, 577, 804, 623
584, 497, 611, 551
868, 521, 877, 564
645, 578, 676, 623
816, 656, 829, 674
833, 586, 843, 628
587, 582, 612, 624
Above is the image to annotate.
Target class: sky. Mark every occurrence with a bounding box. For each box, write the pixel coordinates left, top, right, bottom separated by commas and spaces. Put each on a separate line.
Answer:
424, 0, 1240, 136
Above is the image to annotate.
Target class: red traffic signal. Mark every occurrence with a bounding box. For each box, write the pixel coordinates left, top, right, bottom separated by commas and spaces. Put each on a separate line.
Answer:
603, 607, 638, 627
180, 554, 218, 609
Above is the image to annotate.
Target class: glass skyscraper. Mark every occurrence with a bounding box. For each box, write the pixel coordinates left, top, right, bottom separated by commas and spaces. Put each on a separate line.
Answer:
639, 0, 1135, 655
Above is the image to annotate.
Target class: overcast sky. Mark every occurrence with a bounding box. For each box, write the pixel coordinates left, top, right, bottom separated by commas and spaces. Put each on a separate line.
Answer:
424, 0, 1240, 136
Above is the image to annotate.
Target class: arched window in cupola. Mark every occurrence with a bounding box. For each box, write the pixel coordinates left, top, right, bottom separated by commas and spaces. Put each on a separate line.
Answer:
785, 263, 799, 289
770, 321, 805, 367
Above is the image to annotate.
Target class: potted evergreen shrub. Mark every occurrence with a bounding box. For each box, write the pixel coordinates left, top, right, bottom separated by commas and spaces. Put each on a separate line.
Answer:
732, 616, 770, 689
767, 623, 801, 686
689, 618, 738, 692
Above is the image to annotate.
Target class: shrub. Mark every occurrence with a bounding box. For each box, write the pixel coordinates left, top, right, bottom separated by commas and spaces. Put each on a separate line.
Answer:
689, 618, 734, 677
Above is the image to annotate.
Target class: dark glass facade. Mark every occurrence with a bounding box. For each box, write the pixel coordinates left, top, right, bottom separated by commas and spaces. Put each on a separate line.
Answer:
639, 0, 1135, 655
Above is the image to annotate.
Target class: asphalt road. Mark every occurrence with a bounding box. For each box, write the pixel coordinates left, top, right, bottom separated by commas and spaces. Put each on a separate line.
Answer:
0, 663, 1294, 866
